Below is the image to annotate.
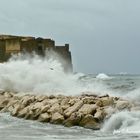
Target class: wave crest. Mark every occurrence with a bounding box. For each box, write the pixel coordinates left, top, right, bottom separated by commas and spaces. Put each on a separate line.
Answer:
96, 73, 112, 80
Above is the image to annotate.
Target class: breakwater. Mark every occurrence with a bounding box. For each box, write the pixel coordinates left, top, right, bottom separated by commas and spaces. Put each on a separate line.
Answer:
0, 91, 136, 130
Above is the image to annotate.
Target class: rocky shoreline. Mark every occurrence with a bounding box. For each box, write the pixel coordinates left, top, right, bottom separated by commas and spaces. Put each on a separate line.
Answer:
0, 91, 137, 130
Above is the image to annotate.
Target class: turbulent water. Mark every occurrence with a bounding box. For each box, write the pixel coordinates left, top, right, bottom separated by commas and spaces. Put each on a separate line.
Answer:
0, 54, 140, 140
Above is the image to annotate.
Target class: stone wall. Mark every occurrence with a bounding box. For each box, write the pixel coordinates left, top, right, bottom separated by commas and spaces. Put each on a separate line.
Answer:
0, 35, 73, 72
5, 38, 20, 53
55, 44, 72, 72
0, 40, 6, 62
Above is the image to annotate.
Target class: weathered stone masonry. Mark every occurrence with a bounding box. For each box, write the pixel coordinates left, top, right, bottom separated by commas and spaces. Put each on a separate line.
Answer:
0, 35, 72, 72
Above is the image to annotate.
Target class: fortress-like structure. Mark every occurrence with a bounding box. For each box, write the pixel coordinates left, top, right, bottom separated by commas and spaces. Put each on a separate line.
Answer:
0, 35, 72, 72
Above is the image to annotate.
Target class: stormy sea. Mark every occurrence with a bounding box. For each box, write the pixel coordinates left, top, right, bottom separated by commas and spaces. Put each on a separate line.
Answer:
0, 54, 140, 140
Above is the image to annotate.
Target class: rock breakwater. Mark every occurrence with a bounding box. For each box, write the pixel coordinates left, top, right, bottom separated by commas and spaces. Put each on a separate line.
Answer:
0, 91, 136, 130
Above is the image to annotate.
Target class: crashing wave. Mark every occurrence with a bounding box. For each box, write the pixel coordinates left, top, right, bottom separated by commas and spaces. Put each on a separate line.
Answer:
96, 73, 112, 80
101, 111, 140, 134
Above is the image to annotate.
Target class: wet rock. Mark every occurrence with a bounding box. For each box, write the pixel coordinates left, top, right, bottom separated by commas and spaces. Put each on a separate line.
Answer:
49, 95, 55, 99
96, 97, 114, 107
0, 98, 10, 110
41, 105, 50, 113
42, 98, 58, 105
0, 91, 135, 130
17, 106, 29, 118
101, 97, 114, 106
94, 108, 106, 121
64, 112, 83, 127
81, 92, 98, 97
35, 95, 48, 102
99, 94, 109, 98
4, 92, 14, 98
82, 97, 96, 104
11, 104, 21, 116
38, 112, 50, 122
78, 104, 97, 115
96, 100, 103, 107
79, 114, 100, 130
48, 103, 63, 114
116, 100, 132, 110
5, 99, 19, 113
61, 98, 70, 110
51, 112, 64, 124
61, 104, 70, 110
7, 99, 18, 108
42, 99, 49, 105
24, 109, 34, 119
64, 100, 83, 118
31, 102, 44, 110
0, 90, 5, 94
21, 95, 35, 107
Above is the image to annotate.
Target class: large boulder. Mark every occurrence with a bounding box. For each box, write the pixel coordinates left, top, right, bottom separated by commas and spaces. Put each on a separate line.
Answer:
64, 112, 83, 127
68, 98, 79, 106
43, 99, 58, 106
24, 109, 34, 119
82, 97, 96, 104
78, 104, 97, 115
35, 95, 48, 102
40, 105, 50, 113
17, 106, 29, 118
60, 98, 70, 110
20, 95, 35, 107
101, 97, 114, 106
38, 112, 50, 122
51, 112, 64, 124
79, 114, 100, 130
0, 97, 10, 110
31, 102, 44, 110
64, 100, 83, 118
3, 92, 14, 98
115, 100, 132, 110
96, 97, 114, 107
94, 108, 106, 121
48, 103, 63, 114
11, 103, 24, 116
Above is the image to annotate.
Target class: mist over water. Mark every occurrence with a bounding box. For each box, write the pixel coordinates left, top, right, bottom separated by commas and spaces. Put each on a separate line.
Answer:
0, 53, 79, 95
0, 52, 112, 96
0, 53, 140, 99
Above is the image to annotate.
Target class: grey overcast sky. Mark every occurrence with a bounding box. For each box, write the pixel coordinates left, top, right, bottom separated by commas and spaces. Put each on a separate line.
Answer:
0, 0, 140, 74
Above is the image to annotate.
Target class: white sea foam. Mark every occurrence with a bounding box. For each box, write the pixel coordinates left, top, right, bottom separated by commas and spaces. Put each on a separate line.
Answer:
0, 53, 76, 95
101, 111, 140, 134
107, 88, 140, 102
0, 53, 109, 96
96, 73, 112, 80
0, 52, 140, 102
123, 88, 140, 102
119, 72, 128, 75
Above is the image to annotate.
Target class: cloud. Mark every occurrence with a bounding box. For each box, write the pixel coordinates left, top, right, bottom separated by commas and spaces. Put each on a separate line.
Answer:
0, 0, 140, 73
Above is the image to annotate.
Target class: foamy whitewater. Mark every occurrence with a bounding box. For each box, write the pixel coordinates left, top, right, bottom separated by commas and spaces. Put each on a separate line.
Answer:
0, 54, 140, 140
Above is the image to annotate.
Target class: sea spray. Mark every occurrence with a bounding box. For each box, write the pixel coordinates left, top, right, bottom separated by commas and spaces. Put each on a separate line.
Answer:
101, 111, 140, 134
96, 73, 113, 80
1, 52, 140, 101
0, 53, 111, 95
0, 53, 77, 94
